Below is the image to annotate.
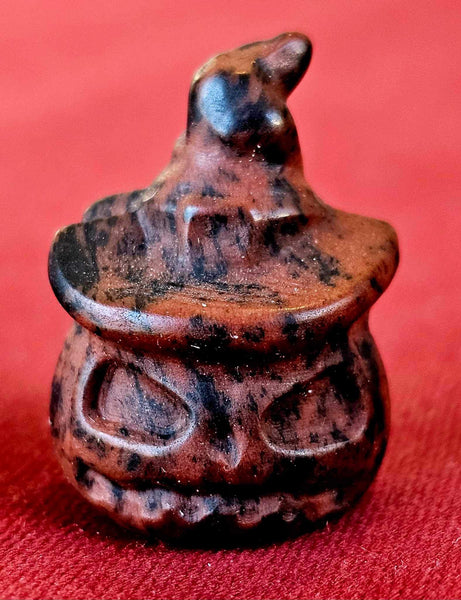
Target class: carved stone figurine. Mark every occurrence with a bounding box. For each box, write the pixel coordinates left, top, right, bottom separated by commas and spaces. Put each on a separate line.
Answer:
49, 32, 398, 542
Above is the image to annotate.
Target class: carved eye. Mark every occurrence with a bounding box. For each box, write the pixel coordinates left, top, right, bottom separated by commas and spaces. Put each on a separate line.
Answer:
261, 372, 367, 455
84, 363, 191, 445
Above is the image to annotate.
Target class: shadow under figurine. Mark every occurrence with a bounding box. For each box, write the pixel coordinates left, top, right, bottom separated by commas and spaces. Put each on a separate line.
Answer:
49, 32, 399, 543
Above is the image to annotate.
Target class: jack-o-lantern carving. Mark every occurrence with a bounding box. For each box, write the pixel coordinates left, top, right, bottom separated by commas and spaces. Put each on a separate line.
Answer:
49, 33, 398, 542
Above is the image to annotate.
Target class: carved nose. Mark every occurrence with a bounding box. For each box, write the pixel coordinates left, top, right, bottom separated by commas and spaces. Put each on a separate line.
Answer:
211, 432, 248, 470
192, 373, 255, 472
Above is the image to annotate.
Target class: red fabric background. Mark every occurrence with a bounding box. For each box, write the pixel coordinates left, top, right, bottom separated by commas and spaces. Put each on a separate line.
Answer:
1, 1, 460, 598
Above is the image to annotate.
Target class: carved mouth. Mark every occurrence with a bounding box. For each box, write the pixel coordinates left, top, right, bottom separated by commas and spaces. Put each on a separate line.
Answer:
71, 461, 348, 533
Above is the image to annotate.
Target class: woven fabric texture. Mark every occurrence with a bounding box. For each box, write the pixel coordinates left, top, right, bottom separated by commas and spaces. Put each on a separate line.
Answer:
1, 1, 460, 598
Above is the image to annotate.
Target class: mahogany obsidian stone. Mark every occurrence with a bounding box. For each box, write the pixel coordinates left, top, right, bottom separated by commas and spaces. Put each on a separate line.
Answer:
49, 32, 398, 542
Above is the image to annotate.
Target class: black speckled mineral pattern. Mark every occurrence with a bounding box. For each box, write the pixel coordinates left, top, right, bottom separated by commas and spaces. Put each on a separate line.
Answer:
49, 32, 398, 543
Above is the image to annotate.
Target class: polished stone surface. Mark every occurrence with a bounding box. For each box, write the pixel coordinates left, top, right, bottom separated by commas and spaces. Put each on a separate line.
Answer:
49, 32, 398, 540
